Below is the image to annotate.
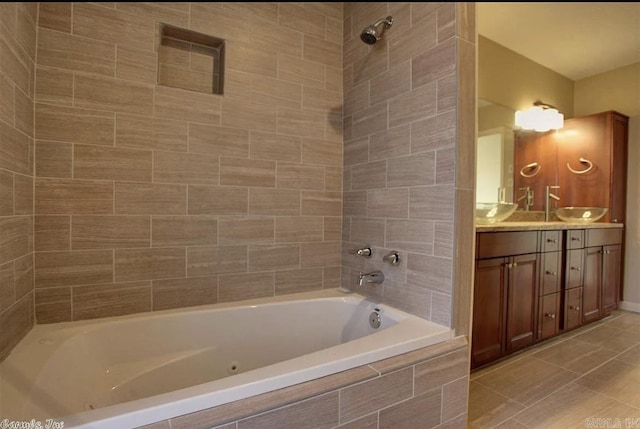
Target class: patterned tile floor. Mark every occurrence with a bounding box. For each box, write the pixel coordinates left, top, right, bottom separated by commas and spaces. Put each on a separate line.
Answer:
468, 311, 640, 429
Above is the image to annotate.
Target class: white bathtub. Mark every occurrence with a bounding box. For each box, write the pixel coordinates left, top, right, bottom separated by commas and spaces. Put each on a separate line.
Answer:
0, 289, 451, 429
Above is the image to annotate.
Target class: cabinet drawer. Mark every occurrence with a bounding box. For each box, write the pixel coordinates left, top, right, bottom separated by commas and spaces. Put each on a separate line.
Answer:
541, 230, 562, 252
539, 293, 560, 340
566, 230, 585, 249
540, 251, 561, 295
586, 228, 623, 247
566, 249, 584, 289
477, 231, 539, 259
564, 287, 582, 331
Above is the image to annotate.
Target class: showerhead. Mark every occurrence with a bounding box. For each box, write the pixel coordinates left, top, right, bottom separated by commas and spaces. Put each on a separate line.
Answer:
360, 16, 394, 45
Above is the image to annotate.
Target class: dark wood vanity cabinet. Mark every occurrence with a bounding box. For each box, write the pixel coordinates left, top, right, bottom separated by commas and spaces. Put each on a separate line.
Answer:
583, 228, 623, 322
537, 231, 562, 341
472, 231, 539, 369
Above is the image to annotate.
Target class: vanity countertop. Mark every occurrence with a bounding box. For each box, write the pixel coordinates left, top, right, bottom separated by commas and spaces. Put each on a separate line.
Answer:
476, 221, 624, 232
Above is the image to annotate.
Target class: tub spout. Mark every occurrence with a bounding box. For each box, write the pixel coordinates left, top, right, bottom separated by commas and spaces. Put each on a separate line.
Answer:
358, 270, 385, 286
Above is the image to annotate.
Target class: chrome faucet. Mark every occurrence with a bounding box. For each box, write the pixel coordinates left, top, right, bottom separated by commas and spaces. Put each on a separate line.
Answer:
358, 271, 385, 286
545, 185, 560, 222
517, 187, 534, 211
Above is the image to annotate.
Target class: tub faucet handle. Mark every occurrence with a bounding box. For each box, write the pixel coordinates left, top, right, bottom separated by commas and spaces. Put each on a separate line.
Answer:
349, 246, 372, 258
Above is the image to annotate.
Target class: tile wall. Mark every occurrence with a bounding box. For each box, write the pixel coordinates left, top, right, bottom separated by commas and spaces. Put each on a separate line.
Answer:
0, 2, 36, 361
341, 3, 476, 331
33, 2, 344, 323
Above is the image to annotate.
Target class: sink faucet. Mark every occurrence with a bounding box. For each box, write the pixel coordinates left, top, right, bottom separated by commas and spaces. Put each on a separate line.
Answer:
358, 271, 385, 286
545, 185, 560, 222
518, 187, 534, 211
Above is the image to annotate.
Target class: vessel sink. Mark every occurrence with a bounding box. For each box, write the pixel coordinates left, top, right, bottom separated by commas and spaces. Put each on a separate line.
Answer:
476, 202, 518, 225
556, 207, 608, 223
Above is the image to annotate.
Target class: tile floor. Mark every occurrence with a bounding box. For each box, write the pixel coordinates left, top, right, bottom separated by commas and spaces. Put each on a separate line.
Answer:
468, 310, 640, 429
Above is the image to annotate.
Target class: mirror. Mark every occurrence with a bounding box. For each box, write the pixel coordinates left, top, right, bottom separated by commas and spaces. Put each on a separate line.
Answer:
476, 99, 515, 203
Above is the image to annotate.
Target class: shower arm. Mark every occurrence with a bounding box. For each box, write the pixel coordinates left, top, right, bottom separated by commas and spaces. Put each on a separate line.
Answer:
372, 17, 394, 28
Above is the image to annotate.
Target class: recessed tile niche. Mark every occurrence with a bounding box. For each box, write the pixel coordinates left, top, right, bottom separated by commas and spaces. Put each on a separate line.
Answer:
158, 23, 225, 95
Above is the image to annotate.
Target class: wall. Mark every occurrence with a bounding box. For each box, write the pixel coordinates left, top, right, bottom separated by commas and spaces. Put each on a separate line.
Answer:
0, 2, 36, 361
33, 2, 343, 323
341, 2, 476, 332
479, 36, 574, 116
574, 63, 640, 311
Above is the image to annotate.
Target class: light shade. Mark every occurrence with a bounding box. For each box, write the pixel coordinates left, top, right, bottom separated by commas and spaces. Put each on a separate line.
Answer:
515, 101, 564, 132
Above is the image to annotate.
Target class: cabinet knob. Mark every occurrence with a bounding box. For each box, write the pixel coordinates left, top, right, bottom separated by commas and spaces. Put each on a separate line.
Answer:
571, 266, 581, 271
545, 313, 556, 319
569, 305, 580, 311
545, 270, 557, 276
571, 237, 581, 242
547, 238, 558, 243
512, 262, 518, 268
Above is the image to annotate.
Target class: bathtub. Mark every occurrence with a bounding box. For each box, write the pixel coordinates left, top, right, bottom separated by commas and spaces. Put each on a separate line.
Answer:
0, 289, 451, 429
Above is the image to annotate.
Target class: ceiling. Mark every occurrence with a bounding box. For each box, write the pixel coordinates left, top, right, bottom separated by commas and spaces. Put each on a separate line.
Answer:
477, 2, 640, 81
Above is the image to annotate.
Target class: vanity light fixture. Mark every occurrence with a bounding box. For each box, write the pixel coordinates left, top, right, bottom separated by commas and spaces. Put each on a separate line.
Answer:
515, 100, 564, 132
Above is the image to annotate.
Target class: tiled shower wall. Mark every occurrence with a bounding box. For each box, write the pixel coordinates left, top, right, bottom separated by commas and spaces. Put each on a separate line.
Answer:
0, 3, 36, 361
33, 3, 344, 323
342, 3, 476, 329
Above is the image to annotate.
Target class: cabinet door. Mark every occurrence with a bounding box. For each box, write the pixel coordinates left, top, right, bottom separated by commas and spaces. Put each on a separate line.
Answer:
602, 244, 621, 315
564, 287, 583, 331
610, 113, 628, 223
506, 253, 539, 354
583, 247, 603, 323
540, 251, 561, 295
538, 293, 560, 340
472, 258, 507, 368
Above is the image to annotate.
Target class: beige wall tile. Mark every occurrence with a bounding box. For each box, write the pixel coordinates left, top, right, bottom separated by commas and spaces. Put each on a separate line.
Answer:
116, 114, 187, 152
238, 392, 339, 429
387, 152, 436, 188
35, 103, 114, 146
152, 215, 216, 247
0, 120, 32, 175
220, 157, 276, 188
323, 266, 341, 289
300, 242, 340, 267
388, 10, 437, 65
367, 188, 409, 219
324, 217, 341, 242
325, 167, 342, 192
13, 174, 32, 215
73, 3, 155, 52
221, 98, 277, 132
0, 294, 34, 361
190, 124, 249, 158
379, 388, 442, 429
38, 2, 72, 32
226, 41, 277, 79
73, 281, 151, 320
277, 54, 325, 89
158, 63, 214, 95
250, 132, 301, 163
437, 3, 456, 43
386, 220, 434, 254
72, 215, 150, 249
351, 160, 386, 191
0, 33, 30, 95
278, 3, 326, 38
0, 74, 14, 125
189, 3, 251, 43
35, 66, 72, 106
35, 215, 70, 251
0, 3, 16, 34
302, 138, 342, 167
155, 85, 222, 125
409, 185, 455, 221
187, 245, 247, 277
218, 217, 274, 245
218, 272, 274, 303
35, 179, 113, 215
369, 125, 410, 161
350, 217, 385, 247
343, 191, 367, 217
325, 16, 342, 45
442, 376, 468, 422
116, 46, 157, 84
407, 253, 452, 294
351, 103, 387, 139
0, 170, 12, 216
35, 287, 71, 324
249, 188, 300, 216
436, 147, 455, 184
14, 255, 33, 300
187, 185, 248, 215
411, 111, 455, 153
303, 87, 342, 112
74, 144, 152, 182
153, 276, 217, 311
0, 262, 14, 312
275, 268, 323, 295
302, 191, 341, 216
437, 74, 456, 113
277, 163, 324, 191
35, 250, 113, 288
115, 248, 185, 282
341, 368, 413, 422
115, 182, 186, 215
115, 2, 189, 27
344, 137, 369, 167
303, 35, 341, 68
74, 74, 153, 115
389, 81, 437, 128
278, 108, 327, 139
248, 18, 302, 57
37, 27, 115, 76
344, 81, 369, 118
334, 414, 377, 429
412, 38, 456, 89
228, 3, 278, 24
14, 89, 33, 137
275, 216, 323, 243
153, 151, 218, 185
370, 61, 411, 106
415, 348, 468, 395
434, 221, 453, 258
352, 44, 388, 86
20, 151, 56, 190
248, 244, 300, 272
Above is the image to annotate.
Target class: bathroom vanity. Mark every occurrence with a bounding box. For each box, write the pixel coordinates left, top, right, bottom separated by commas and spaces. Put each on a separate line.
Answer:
471, 222, 624, 369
